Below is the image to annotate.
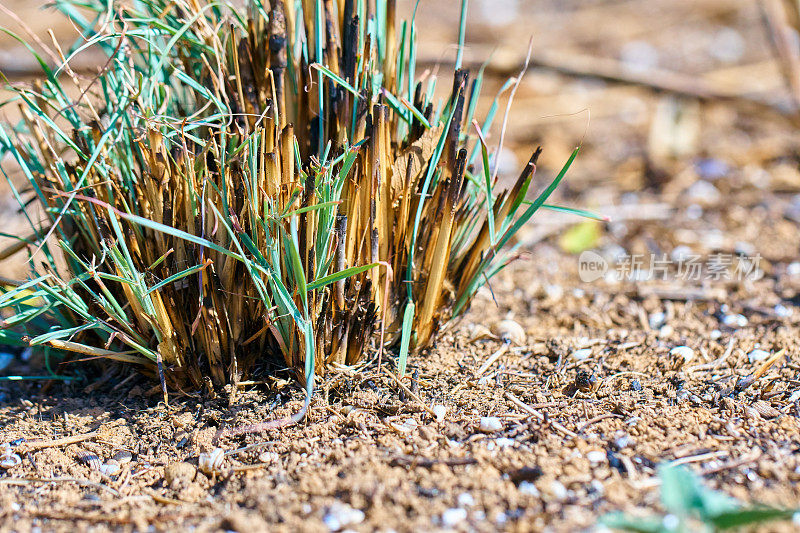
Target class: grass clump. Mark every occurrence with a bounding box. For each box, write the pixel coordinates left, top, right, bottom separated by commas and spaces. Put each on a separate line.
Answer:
0, 0, 577, 393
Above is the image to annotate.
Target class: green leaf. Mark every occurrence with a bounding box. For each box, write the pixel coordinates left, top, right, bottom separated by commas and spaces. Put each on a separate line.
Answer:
600, 512, 670, 533
397, 301, 415, 378
708, 507, 798, 530
306, 263, 379, 292
558, 220, 602, 254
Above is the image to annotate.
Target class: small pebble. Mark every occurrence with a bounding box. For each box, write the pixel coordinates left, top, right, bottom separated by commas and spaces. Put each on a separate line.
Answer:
112, 450, 133, 464
432, 404, 447, 423
544, 284, 564, 300
441, 508, 468, 527
685, 180, 721, 204
722, 314, 748, 328
648, 312, 666, 329
571, 348, 592, 361
549, 480, 568, 501
99, 462, 120, 476
323, 501, 365, 531
258, 451, 280, 463
774, 304, 792, 318
658, 325, 674, 338
747, 349, 770, 363
479, 416, 503, 433
457, 493, 475, 507
669, 346, 695, 367
710, 329, 722, 339
518, 481, 540, 496
586, 450, 606, 464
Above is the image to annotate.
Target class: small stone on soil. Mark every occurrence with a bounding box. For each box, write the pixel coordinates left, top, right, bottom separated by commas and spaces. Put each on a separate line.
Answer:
478, 416, 503, 433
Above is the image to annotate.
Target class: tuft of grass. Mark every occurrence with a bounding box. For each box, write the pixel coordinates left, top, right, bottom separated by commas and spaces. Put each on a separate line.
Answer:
602, 465, 799, 532
0, 0, 579, 393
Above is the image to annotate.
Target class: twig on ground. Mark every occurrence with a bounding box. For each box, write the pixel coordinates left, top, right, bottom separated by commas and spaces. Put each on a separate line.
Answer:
476, 344, 509, 376
0, 476, 120, 497
504, 392, 578, 438
576, 413, 623, 433
19, 431, 99, 451
384, 369, 438, 418
389, 455, 477, 468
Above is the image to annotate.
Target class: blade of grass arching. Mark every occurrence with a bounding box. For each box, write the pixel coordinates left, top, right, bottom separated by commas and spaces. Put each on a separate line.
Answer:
495, 147, 579, 250
455, 0, 468, 70
145, 260, 212, 295
0, 303, 55, 329
29, 322, 100, 346
0, 275, 52, 307
312, 62, 361, 96
281, 200, 341, 218
406, 103, 458, 298
306, 263, 380, 291
541, 204, 608, 221
397, 301, 415, 377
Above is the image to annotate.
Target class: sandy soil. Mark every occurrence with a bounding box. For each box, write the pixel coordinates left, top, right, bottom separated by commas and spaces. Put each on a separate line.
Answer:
1, 0, 800, 531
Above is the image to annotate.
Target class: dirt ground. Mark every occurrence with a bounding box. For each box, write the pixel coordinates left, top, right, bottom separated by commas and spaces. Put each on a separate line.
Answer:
2, 0, 800, 531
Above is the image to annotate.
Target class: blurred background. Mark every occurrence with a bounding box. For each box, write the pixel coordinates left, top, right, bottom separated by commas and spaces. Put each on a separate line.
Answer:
1, 0, 799, 281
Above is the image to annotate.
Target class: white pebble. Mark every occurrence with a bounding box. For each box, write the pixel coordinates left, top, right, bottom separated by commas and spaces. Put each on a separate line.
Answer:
323, 502, 365, 531
432, 404, 447, 423
685, 181, 721, 204
457, 493, 475, 507
788, 262, 800, 277
710, 329, 722, 339
550, 480, 569, 501
258, 451, 279, 463
648, 312, 666, 329
747, 349, 770, 363
722, 314, 748, 328
518, 481, 540, 496
571, 348, 592, 361
658, 325, 674, 338
479, 416, 503, 433
586, 450, 606, 464
670, 346, 695, 362
544, 284, 564, 300
99, 463, 120, 476
775, 304, 792, 318
441, 508, 468, 527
